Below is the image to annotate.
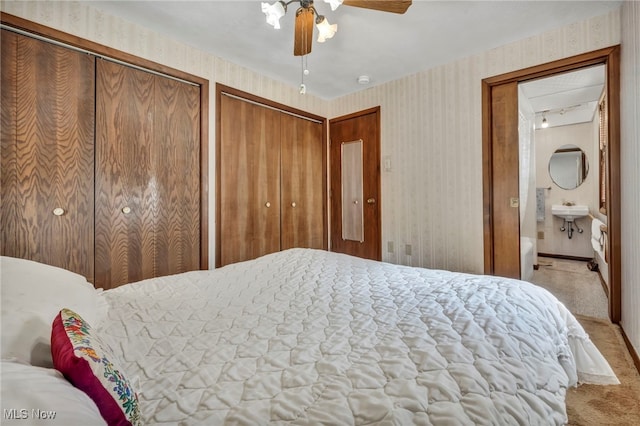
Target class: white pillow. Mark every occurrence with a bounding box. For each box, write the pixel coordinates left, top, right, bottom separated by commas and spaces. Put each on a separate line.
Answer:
1, 359, 106, 425
1, 256, 105, 367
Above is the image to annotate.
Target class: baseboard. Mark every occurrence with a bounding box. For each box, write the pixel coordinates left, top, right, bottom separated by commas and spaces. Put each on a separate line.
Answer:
596, 269, 609, 297
620, 324, 640, 375
537, 253, 592, 262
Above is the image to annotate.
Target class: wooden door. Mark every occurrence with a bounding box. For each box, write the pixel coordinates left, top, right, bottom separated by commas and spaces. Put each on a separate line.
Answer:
329, 107, 381, 261
280, 114, 325, 250
95, 59, 202, 289
488, 82, 521, 279
95, 59, 156, 288
1, 30, 95, 281
153, 74, 201, 277
219, 95, 281, 266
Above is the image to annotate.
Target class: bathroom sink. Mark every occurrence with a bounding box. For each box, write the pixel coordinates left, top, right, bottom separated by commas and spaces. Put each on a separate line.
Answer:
551, 204, 589, 221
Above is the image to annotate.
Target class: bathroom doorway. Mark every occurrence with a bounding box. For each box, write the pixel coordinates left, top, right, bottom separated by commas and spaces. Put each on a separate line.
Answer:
517, 65, 609, 319
482, 46, 621, 323
518, 65, 606, 280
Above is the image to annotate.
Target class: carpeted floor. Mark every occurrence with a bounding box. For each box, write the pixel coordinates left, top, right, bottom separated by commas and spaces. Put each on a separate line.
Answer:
528, 258, 640, 424
566, 316, 640, 425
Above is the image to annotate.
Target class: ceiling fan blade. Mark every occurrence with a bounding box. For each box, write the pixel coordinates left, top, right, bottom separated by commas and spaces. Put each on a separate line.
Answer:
294, 7, 314, 56
342, 0, 412, 14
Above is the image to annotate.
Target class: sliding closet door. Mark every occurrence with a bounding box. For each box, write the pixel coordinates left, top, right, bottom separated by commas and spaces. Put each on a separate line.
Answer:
95, 59, 201, 289
95, 59, 156, 288
154, 76, 201, 277
1, 30, 95, 280
280, 114, 324, 250
219, 95, 281, 266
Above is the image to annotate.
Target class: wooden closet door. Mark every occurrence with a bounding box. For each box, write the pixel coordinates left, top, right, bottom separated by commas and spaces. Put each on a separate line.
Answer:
1, 30, 95, 281
95, 59, 156, 289
280, 114, 324, 250
219, 95, 281, 266
154, 76, 201, 277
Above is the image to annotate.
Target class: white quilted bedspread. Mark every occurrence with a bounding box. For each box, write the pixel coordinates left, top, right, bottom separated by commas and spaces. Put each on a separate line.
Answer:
99, 249, 617, 425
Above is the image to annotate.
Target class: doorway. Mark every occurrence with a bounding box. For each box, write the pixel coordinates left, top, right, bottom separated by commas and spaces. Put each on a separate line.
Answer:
482, 46, 621, 322
329, 107, 381, 260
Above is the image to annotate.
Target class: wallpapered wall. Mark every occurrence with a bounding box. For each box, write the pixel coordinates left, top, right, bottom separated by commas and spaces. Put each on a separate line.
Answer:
2, 1, 637, 355
329, 9, 621, 274
620, 0, 640, 360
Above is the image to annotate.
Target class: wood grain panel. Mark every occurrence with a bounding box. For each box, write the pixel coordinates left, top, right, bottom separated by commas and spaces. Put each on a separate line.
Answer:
252, 105, 281, 260
219, 95, 281, 266
154, 75, 201, 277
490, 82, 520, 279
280, 114, 324, 250
95, 59, 155, 289
1, 30, 19, 261
1, 30, 95, 281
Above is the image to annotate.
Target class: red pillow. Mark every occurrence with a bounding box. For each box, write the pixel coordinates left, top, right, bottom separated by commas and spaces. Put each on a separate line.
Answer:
51, 308, 140, 426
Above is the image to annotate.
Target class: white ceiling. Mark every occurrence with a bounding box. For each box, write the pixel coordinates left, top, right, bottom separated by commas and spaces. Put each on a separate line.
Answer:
520, 64, 605, 129
88, 0, 621, 100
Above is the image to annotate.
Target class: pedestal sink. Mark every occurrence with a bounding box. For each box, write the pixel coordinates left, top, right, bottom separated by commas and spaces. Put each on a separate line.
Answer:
551, 204, 589, 221
551, 205, 589, 239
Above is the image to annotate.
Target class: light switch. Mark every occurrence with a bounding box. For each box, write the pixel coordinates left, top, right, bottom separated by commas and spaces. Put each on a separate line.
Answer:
384, 156, 392, 172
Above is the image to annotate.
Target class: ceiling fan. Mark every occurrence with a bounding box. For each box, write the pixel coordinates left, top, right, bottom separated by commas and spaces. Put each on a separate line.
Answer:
262, 0, 412, 56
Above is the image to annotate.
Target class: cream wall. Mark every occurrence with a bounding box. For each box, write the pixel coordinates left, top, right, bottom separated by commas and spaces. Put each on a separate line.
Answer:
535, 122, 597, 259
620, 0, 640, 363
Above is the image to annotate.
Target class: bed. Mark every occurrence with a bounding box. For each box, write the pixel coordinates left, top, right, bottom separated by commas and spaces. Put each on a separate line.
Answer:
1, 249, 618, 425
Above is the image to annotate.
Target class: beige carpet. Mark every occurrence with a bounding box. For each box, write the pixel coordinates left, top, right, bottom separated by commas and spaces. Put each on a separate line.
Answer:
567, 316, 640, 425
529, 257, 640, 424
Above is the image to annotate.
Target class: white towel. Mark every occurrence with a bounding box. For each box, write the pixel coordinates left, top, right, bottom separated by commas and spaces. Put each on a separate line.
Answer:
591, 218, 606, 257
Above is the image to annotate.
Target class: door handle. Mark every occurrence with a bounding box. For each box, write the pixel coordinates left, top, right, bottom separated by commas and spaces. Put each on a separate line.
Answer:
367, 198, 376, 204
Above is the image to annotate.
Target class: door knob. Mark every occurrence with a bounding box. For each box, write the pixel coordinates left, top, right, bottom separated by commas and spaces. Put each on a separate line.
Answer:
367, 198, 376, 204
52, 207, 65, 216
265, 202, 271, 208
122, 206, 132, 214
291, 202, 297, 208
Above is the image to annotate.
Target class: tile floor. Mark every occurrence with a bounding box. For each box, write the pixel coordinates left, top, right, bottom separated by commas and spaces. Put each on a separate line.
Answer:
529, 256, 609, 319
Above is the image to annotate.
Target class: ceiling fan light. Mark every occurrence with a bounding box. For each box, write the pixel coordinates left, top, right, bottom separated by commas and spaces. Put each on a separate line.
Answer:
316, 16, 337, 43
262, 1, 286, 29
323, 0, 343, 11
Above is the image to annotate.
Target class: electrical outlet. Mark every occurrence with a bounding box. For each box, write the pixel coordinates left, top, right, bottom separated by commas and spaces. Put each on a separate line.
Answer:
388, 241, 394, 253
405, 244, 412, 256
538, 231, 544, 239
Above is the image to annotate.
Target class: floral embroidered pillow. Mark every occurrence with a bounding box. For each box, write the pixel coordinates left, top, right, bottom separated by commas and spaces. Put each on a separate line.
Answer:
51, 308, 140, 426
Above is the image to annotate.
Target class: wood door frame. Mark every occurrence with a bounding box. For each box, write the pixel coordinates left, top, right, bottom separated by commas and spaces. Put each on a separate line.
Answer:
329, 106, 382, 260
482, 46, 621, 323
1, 12, 210, 270
215, 84, 328, 268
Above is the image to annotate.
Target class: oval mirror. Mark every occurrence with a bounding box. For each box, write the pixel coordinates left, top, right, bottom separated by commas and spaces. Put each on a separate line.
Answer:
548, 144, 589, 190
